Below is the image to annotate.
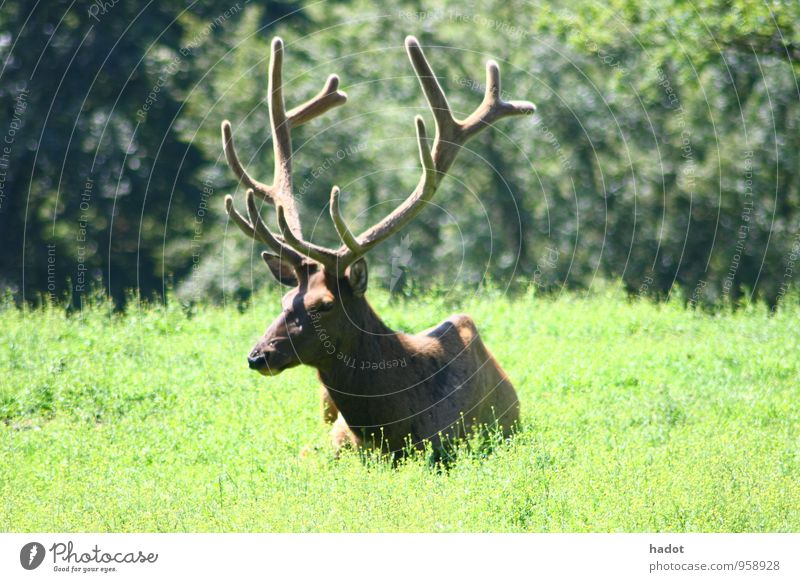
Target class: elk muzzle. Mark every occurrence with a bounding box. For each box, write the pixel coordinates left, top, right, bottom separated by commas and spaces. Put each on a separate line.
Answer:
247, 351, 268, 370
247, 340, 294, 376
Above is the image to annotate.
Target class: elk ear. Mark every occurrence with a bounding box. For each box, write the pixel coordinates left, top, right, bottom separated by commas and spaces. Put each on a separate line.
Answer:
261, 252, 298, 287
345, 258, 368, 296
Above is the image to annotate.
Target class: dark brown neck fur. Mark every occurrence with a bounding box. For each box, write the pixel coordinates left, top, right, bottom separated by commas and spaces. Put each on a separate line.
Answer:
315, 297, 424, 430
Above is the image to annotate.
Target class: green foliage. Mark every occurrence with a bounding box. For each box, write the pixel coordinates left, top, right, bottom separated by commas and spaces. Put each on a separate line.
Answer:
0, 1, 302, 305
177, 0, 800, 303
1, 291, 798, 531
1, 0, 798, 305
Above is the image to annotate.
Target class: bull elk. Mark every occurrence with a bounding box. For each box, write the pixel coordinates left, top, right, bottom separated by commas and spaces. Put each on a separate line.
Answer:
221, 35, 534, 459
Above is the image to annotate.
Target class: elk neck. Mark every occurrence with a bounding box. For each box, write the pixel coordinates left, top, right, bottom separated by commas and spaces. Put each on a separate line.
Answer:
315, 294, 416, 400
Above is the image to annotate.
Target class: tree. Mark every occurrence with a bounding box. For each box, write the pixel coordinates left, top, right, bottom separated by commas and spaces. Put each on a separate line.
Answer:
0, 0, 303, 305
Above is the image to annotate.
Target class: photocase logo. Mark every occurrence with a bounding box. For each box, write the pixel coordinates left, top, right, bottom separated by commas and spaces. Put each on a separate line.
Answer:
20, 542, 45, 570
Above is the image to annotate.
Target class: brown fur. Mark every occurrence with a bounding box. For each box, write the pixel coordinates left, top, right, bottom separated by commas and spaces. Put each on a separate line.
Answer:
248, 265, 519, 457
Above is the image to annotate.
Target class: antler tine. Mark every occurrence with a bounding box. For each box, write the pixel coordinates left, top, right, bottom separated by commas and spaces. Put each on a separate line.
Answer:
338, 115, 434, 254
265, 37, 302, 237
329, 186, 363, 256
288, 74, 348, 128
224, 194, 259, 239
224, 191, 304, 264
244, 190, 304, 263
221, 121, 273, 199
334, 36, 533, 265
460, 59, 536, 139
276, 205, 339, 266
404, 37, 456, 141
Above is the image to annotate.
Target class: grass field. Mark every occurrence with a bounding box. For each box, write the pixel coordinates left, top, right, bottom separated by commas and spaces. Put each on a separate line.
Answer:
1, 288, 798, 532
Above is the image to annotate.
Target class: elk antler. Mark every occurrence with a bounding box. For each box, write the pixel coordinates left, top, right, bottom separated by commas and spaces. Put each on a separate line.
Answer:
222, 37, 346, 266
222, 36, 534, 275
332, 37, 535, 269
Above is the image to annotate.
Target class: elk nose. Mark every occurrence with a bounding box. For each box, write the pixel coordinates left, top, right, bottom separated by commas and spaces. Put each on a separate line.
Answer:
248, 353, 267, 370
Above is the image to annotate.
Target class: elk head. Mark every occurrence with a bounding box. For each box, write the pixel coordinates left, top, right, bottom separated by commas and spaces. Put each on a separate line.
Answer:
221, 36, 534, 375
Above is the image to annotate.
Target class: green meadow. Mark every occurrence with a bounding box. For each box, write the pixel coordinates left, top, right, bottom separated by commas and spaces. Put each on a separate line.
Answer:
1, 289, 798, 532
